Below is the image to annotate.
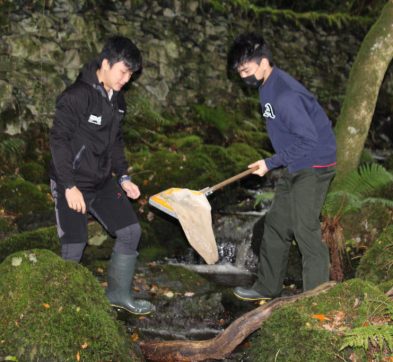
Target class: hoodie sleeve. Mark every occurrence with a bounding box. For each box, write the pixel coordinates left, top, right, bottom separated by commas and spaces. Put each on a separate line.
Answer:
265, 92, 318, 170
111, 95, 129, 177
49, 90, 81, 188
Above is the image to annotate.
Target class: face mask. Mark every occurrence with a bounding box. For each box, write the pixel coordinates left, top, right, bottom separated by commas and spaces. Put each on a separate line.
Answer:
242, 73, 263, 88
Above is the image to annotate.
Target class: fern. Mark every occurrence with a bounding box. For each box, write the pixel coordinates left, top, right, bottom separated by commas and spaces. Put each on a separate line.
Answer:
254, 192, 275, 208
323, 164, 393, 218
335, 163, 393, 197
340, 325, 393, 352
0, 138, 25, 160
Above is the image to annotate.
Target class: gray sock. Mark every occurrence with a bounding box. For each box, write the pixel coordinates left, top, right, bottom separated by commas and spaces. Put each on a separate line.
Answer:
113, 223, 141, 255
61, 242, 86, 262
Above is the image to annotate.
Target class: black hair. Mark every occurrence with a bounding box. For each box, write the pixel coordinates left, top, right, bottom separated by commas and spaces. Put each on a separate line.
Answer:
97, 36, 142, 75
227, 32, 273, 71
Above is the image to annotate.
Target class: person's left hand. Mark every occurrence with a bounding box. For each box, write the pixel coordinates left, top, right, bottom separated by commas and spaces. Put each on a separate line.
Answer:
120, 180, 141, 199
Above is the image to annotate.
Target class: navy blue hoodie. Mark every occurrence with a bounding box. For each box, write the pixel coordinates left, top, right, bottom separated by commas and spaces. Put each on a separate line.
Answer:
260, 67, 336, 172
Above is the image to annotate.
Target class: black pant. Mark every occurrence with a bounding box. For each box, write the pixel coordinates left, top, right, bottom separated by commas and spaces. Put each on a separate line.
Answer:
254, 167, 335, 297
51, 178, 139, 245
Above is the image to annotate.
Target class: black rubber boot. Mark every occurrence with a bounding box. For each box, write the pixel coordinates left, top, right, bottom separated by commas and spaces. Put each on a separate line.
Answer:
106, 252, 155, 315
233, 286, 272, 301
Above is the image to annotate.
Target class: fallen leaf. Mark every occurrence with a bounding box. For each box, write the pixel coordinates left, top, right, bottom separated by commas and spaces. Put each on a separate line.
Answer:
150, 284, 159, 293
312, 314, 330, 321
258, 300, 268, 306
76, 351, 80, 361
58, 306, 63, 312
131, 332, 139, 342
147, 211, 155, 222
96, 267, 104, 274
42, 303, 50, 309
184, 292, 194, 297
81, 342, 88, 349
164, 291, 174, 298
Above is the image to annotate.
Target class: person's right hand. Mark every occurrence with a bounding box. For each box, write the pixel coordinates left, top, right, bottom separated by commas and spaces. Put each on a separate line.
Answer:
248, 159, 269, 177
65, 186, 86, 213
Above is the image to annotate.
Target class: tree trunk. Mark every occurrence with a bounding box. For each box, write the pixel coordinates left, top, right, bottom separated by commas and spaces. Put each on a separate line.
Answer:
334, 0, 393, 185
139, 282, 336, 362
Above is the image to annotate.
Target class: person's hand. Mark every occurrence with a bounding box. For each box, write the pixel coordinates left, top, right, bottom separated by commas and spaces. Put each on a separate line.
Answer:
65, 186, 86, 213
121, 180, 140, 199
249, 159, 269, 177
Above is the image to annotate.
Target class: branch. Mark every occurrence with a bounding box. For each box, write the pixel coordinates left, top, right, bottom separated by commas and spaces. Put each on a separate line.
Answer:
139, 281, 337, 362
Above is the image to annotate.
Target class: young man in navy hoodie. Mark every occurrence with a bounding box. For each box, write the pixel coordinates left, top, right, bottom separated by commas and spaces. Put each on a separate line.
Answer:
49, 36, 154, 315
228, 33, 336, 301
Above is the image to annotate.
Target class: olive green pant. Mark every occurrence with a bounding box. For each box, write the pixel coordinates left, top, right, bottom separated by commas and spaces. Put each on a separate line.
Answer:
254, 167, 335, 297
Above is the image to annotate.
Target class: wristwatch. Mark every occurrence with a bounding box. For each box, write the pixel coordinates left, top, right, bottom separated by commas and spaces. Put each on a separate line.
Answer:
118, 175, 131, 184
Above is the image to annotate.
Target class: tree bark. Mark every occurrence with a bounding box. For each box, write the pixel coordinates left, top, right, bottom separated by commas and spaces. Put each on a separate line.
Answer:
334, 0, 393, 185
139, 282, 336, 362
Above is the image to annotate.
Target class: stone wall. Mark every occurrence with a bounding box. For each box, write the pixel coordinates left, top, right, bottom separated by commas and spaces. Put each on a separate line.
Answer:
0, 0, 391, 141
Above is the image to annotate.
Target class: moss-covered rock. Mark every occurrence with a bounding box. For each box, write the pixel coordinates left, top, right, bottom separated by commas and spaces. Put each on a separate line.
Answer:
0, 226, 59, 262
249, 279, 392, 361
0, 249, 141, 361
0, 177, 54, 230
0, 222, 117, 264
356, 225, 393, 285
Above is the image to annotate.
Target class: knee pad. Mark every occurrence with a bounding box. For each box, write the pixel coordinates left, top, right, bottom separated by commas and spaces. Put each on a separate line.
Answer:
114, 223, 141, 255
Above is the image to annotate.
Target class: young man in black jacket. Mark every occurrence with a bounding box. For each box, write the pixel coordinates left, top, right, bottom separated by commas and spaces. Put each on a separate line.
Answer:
50, 36, 154, 315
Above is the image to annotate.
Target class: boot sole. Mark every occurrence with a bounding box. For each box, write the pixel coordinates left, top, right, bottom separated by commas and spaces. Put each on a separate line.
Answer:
111, 303, 154, 316
233, 291, 272, 301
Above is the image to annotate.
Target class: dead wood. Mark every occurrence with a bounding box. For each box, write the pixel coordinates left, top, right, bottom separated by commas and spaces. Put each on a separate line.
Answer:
139, 281, 337, 362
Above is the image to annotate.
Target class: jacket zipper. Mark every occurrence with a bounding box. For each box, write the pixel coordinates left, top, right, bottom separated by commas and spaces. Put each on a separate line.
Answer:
72, 145, 86, 170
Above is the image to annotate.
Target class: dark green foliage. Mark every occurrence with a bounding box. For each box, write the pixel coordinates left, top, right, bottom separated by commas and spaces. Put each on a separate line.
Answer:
0, 137, 26, 175
0, 249, 140, 361
195, 104, 237, 139
356, 225, 393, 284
323, 163, 393, 218
19, 161, 47, 184
249, 279, 392, 361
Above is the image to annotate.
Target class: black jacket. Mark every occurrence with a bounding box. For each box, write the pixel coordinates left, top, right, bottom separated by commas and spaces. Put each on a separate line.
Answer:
50, 60, 129, 191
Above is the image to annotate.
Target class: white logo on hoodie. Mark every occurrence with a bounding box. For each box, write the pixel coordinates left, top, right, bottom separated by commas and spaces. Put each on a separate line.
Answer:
263, 103, 276, 119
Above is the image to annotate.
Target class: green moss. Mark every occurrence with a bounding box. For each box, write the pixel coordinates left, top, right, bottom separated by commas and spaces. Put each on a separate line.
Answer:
0, 176, 52, 216
0, 216, 16, 236
204, 1, 374, 28
250, 307, 338, 361
356, 225, 393, 284
0, 226, 59, 263
250, 279, 391, 361
195, 104, 236, 138
170, 135, 203, 151
0, 249, 140, 361
138, 246, 168, 262
226, 143, 262, 171
154, 264, 211, 293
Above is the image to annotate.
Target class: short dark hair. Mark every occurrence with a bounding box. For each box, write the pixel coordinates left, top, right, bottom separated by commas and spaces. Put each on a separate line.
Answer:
227, 32, 273, 71
98, 36, 142, 74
